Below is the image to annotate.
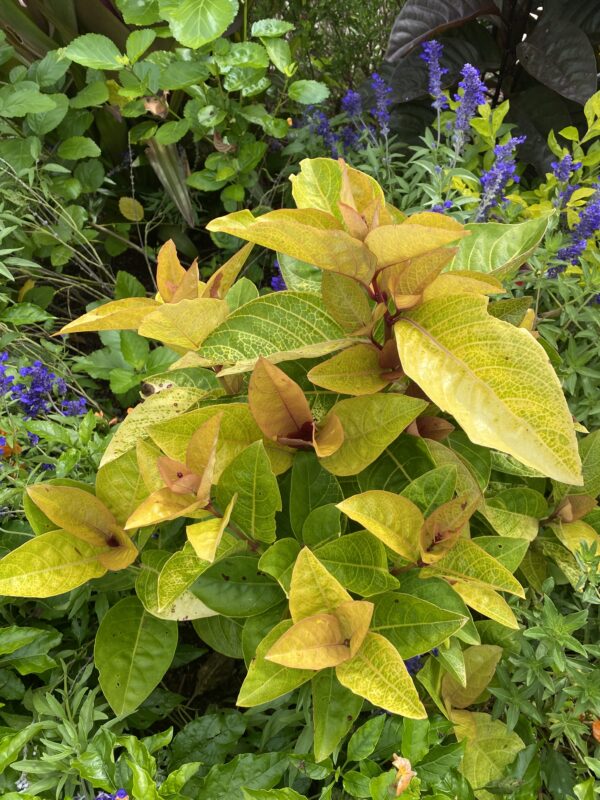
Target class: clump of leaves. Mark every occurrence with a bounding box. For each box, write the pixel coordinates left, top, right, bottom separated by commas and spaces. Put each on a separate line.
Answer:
5, 158, 600, 790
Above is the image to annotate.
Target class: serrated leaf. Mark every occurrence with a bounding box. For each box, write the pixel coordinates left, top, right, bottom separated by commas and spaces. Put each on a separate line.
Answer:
288, 80, 330, 104
159, 0, 239, 49
449, 216, 551, 278
216, 441, 281, 543
420, 539, 525, 597
197, 291, 350, 374
371, 592, 467, 658
395, 294, 581, 484
336, 632, 426, 718
237, 621, 313, 706
63, 33, 123, 70
337, 491, 423, 561
319, 394, 427, 476
95, 596, 177, 715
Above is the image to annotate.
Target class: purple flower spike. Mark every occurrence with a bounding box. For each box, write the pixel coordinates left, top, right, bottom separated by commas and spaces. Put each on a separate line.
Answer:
453, 63, 486, 153
341, 89, 362, 118
370, 73, 393, 136
475, 135, 526, 221
420, 40, 448, 111
557, 183, 600, 265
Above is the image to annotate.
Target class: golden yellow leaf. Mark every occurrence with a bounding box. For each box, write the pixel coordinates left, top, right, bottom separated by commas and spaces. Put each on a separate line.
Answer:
382, 247, 456, 304
365, 224, 467, 268
336, 632, 427, 718
207, 208, 377, 284
337, 491, 423, 562
289, 547, 351, 623
422, 272, 504, 301
333, 599, 374, 657
26, 485, 119, 547
452, 581, 519, 630
420, 494, 479, 563
119, 196, 144, 222
442, 645, 503, 710
313, 412, 345, 458
58, 297, 159, 335
156, 239, 186, 302
171, 261, 201, 302
395, 294, 582, 484
308, 344, 389, 396
138, 298, 229, 349
321, 272, 373, 333
203, 242, 254, 299
186, 497, 236, 562
550, 519, 600, 556
266, 613, 351, 669
124, 487, 204, 530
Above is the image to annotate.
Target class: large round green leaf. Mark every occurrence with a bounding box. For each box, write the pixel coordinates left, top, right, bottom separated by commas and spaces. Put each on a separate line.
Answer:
158, 0, 239, 49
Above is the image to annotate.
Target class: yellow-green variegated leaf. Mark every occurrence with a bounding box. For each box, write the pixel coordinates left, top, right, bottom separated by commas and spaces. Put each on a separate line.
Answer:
58, 297, 159, 335
196, 292, 351, 374
550, 520, 600, 556
337, 491, 423, 562
96, 448, 149, 526
395, 295, 581, 484
321, 272, 373, 333
0, 531, 108, 597
452, 711, 524, 800
365, 223, 466, 268
203, 242, 254, 299
289, 547, 351, 623
186, 498, 235, 561
335, 632, 426, 718
157, 536, 242, 611
442, 645, 503, 710
265, 613, 352, 669
420, 539, 525, 597
26, 484, 119, 546
451, 582, 519, 629
135, 550, 216, 620
137, 298, 229, 349
101, 388, 206, 466
319, 394, 427, 476
289, 157, 386, 224
206, 209, 377, 283
149, 403, 291, 480
449, 215, 551, 278
553, 431, 600, 501
237, 621, 314, 707
422, 272, 504, 301
308, 344, 389, 396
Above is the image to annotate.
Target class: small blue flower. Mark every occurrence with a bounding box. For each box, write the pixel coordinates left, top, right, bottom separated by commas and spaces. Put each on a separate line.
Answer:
341, 89, 362, 118
41, 463, 54, 471
270, 260, 286, 292
404, 655, 424, 676
0, 436, 6, 447
420, 40, 448, 111
551, 154, 581, 184
27, 432, 40, 446
546, 265, 566, 278
61, 396, 87, 416
432, 201, 452, 213
306, 107, 339, 157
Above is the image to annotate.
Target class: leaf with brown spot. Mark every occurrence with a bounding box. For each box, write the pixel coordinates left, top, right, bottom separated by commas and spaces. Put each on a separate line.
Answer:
156, 239, 186, 302
420, 494, 480, 563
